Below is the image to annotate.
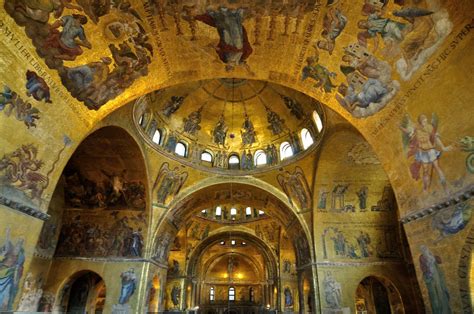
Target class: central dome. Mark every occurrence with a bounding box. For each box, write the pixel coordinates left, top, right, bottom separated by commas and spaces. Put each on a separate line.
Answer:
134, 79, 325, 173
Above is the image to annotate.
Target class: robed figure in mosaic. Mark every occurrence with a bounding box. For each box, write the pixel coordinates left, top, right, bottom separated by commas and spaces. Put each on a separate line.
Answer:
419, 246, 451, 314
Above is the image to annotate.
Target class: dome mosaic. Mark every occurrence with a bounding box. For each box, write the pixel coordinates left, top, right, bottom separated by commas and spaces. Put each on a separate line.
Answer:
134, 78, 325, 173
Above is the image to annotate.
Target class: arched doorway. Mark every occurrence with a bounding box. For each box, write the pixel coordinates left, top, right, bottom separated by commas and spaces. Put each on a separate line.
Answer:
61, 271, 106, 314
355, 276, 404, 314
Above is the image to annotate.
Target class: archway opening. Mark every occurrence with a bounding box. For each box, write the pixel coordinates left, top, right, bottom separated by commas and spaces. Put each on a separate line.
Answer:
189, 233, 273, 313
62, 271, 106, 314
355, 276, 404, 314
153, 182, 313, 313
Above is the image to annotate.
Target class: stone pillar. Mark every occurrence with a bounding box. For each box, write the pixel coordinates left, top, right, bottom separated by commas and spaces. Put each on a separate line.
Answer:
298, 271, 305, 314
191, 279, 198, 308
262, 284, 266, 308
198, 282, 203, 307
311, 263, 321, 313
274, 279, 280, 311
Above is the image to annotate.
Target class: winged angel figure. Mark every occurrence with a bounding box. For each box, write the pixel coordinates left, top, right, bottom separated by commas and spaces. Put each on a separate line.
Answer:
277, 167, 312, 211
400, 113, 452, 193
153, 163, 188, 205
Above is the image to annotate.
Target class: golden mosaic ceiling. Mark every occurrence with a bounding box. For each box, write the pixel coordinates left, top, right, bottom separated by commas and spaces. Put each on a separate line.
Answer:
3, 0, 455, 116
2, 0, 470, 214
140, 78, 324, 152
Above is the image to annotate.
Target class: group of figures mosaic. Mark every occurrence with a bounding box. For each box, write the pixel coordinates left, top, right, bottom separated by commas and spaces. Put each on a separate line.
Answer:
301, 0, 452, 118
158, 94, 304, 150
5, 0, 154, 110
56, 213, 145, 258
0, 70, 52, 129
64, 169, 146, 210
0, 0, 456, 119
322, 226, 400, 260
318, 184, 396, 212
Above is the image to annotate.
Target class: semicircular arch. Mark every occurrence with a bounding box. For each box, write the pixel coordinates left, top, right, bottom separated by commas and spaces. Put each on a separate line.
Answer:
186, 230, 279, 280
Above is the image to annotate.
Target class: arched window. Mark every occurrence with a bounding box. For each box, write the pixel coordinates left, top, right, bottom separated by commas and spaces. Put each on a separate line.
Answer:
138, 114, 145, 127
152, 129, 161, 145
249, 287, 254, 302
147, 119, 158, 137
201, 151, 213, 162
259, 210, 265, 216
229, 287, 235, 301
230, 207, 237, 217
215, 206, 222, 217
254, 150, 267, 166
312, 111, 323, 133
175, 141, 187, 157
280, 142, 293, 160
228, 154, 240, 170
245, 207, 252, 217
300, 128, 314, 150
210, 287, 215, 301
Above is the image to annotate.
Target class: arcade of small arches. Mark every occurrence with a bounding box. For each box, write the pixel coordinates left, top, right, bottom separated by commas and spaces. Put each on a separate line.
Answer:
133, 79, 325, 174
199, 206, 266, 223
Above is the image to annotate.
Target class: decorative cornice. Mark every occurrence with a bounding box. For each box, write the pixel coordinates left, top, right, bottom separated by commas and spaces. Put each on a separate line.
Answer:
33, 252, 54, 260
400, 185, 474, 224
0, 196, 50, 221
53, 256, 166, 265
316, 260, 404, 267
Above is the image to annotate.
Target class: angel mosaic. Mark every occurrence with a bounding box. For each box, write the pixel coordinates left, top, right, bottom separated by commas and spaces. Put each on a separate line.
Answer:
336, 43, 399, 118
153, 162, 188, 205
316, 7, 347, 55
357, 0, 452, 80
400, 113, 453, 193
277, 167, 312, 211
5, 0, 153, 110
